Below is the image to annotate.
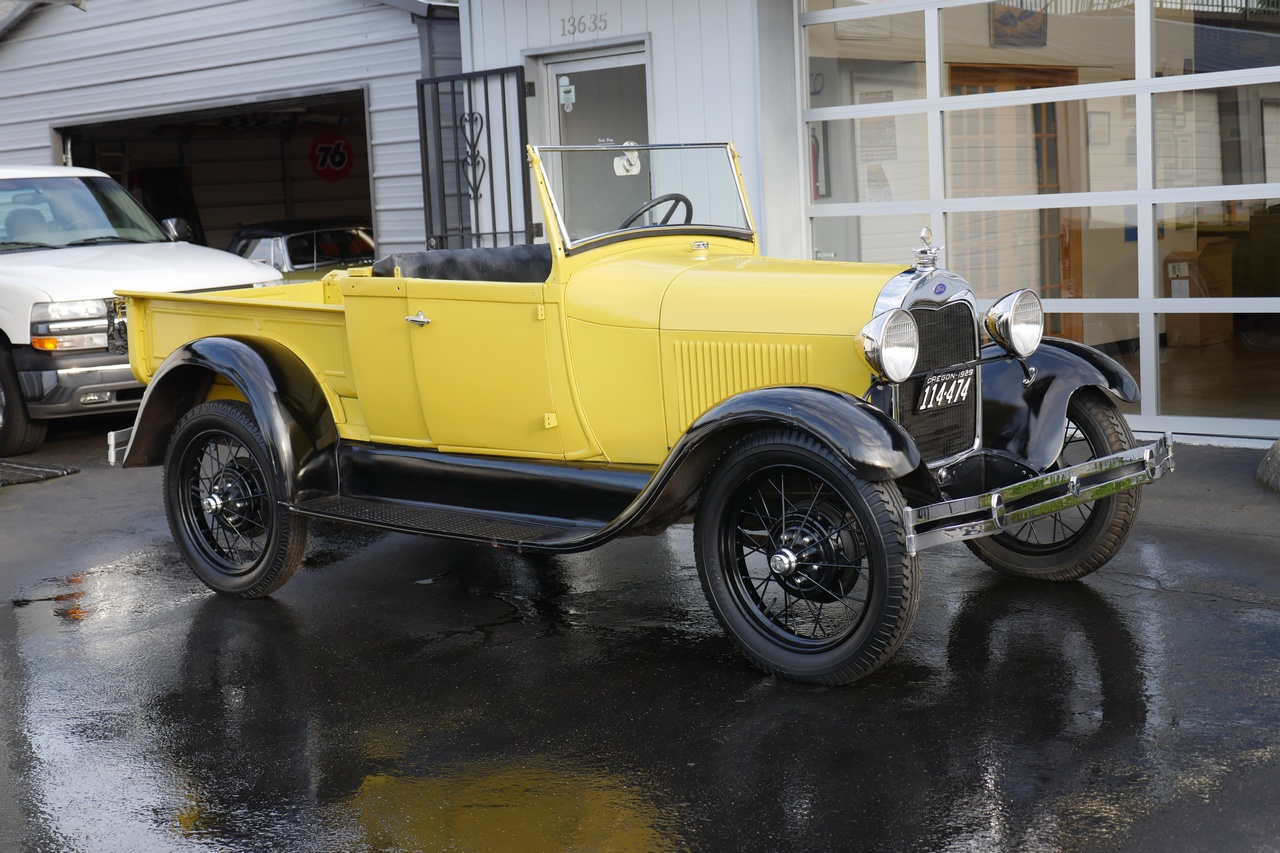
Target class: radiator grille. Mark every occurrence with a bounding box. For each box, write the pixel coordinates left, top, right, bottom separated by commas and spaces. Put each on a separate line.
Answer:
897, 301, 979, 464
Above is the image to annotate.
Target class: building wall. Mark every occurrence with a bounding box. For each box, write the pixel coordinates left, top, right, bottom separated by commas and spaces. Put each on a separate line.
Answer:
0, 0, 430, 254
801, 0, 1280, 439
460, 0, 805, 258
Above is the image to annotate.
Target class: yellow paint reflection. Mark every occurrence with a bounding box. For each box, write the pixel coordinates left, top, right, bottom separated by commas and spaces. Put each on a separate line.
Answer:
347, 763, 680, 851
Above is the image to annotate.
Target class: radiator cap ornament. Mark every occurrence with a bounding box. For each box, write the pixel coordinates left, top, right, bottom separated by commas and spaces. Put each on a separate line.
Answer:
914, 226, 941, 271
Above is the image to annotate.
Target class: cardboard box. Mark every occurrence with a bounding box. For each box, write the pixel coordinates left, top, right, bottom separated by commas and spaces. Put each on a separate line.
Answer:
1164, 244, 1234, 346
1197, 240, 1234, 298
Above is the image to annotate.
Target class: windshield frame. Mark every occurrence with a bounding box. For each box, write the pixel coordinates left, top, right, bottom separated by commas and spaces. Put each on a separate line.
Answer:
529, 143, 755, 255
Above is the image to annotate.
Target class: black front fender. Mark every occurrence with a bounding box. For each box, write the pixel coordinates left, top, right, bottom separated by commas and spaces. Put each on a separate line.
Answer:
685, 386, 922, 481
981, 338, 1139, 471
120, 337, 338, 502
625, 386, 922, 534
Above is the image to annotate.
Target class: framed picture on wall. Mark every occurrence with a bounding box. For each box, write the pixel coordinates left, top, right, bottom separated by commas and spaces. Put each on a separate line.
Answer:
858, 91, 898, 163
1088, 112, 1110, 146
835, 0, 892, 39
836, 17, 892, 40
1176, 134, 1195, 178
1263, 99, 1280, 182
990, 3, 1048, 48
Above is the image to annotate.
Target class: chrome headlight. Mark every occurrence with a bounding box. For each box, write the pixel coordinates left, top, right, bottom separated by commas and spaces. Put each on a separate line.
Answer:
860, 308, 919, 383
984, 289, 1043, 358
30, 299, 108, 323
30, 299, 109, 351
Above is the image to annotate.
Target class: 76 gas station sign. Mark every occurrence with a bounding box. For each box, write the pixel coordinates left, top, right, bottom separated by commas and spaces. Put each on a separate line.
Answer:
310, 132, 354, 182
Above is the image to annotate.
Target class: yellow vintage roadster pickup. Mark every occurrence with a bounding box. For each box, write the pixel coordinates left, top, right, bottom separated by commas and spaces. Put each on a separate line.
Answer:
109, 143, 1173, 685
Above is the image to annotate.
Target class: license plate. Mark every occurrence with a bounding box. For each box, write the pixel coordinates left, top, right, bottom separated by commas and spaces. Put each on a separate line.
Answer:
915, 367, 974, 413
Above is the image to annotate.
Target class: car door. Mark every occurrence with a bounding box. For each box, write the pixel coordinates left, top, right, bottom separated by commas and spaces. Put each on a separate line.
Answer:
405, 279, 563, 457
341, 277, 431, 443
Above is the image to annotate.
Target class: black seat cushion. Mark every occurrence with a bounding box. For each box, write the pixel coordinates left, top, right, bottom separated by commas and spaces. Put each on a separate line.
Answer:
372, 243, 552, 283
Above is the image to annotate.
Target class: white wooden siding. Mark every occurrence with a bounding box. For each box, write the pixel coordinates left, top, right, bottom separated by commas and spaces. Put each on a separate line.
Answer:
461, 0, 805, 258
0, 0, 433, 254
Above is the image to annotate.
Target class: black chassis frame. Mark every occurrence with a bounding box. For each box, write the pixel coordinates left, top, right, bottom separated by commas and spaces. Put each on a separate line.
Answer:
113, 332, 1163, 555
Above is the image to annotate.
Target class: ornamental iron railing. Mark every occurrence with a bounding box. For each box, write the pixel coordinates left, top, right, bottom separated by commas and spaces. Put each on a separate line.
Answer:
417, 66, 533, 249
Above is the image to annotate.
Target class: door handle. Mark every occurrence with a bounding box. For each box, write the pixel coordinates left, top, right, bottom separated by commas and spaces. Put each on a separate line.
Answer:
405, 311, 431, 326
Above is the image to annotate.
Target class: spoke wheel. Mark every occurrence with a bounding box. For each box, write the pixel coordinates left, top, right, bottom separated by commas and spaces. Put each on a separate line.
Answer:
966, 389, 1141, 581
727, 470, 871, 650
180, 434, 271, 571
695, 430, 920, 685
1000, 412, 1099, 553
164, 401, 306, 597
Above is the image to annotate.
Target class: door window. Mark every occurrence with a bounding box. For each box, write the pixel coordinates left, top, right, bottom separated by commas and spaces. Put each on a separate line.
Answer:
544, 54, 650, 237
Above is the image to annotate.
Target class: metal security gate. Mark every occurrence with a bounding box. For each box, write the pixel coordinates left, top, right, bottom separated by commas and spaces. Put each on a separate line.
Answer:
417, 66, 532, 249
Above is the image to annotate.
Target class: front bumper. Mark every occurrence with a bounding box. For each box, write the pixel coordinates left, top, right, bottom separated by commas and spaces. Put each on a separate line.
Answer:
14, 348, 143, 419
904, 434, 1174, 554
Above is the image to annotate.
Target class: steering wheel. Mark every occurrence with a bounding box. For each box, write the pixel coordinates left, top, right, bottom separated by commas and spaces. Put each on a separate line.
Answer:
619, 193, 693, 229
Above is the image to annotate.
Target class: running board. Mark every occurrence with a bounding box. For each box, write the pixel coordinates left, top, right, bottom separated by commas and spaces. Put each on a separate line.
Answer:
291, 495, 605, 552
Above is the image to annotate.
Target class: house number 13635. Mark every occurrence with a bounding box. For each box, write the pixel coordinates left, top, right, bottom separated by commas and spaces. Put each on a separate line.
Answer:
561, 13, 607, 36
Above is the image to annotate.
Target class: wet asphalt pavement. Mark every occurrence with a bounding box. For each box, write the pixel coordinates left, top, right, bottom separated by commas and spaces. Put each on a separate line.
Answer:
2, 416, 1280, 852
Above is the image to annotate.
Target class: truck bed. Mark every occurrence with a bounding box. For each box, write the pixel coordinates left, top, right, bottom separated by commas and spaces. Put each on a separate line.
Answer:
117, 276, 351, 394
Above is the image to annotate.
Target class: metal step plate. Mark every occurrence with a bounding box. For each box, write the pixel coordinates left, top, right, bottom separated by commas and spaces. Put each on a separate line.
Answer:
292, 496, 601, 550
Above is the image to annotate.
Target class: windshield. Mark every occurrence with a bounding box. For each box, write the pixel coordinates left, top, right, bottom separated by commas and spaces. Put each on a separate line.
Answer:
0, 175, 168, 251
533, 144, 753, 251
285, 228, 376, 269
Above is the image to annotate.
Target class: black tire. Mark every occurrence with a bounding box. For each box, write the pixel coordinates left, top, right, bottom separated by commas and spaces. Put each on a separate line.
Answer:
0, 348, 48, 457
693, 430, 921, 685
163, 400, 307, 597
966, 389, 1141, 581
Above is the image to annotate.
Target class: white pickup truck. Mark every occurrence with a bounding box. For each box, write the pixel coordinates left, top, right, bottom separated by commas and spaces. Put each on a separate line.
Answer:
0, 165, 282, 455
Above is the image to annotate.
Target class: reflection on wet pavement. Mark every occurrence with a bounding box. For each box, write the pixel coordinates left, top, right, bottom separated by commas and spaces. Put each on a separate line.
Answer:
5, 514, 1280, 851
347, 763, 679, 851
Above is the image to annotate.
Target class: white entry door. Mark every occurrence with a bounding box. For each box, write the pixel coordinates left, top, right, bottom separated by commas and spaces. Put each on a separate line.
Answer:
545, 51, 649, 147
543, 52, 650, 234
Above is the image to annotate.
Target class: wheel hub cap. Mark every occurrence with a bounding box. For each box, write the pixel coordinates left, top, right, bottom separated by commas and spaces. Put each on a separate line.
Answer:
201, 479, 249, 527
769, 548, 799, 578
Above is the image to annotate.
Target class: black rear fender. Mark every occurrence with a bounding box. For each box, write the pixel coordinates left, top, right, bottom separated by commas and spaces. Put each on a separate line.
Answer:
120, 337, 338, 502
980, 337, 1139, 471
